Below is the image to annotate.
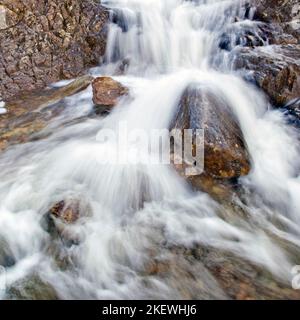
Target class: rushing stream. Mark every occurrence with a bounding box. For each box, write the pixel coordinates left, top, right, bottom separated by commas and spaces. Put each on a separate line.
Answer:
1, 0, 300, 299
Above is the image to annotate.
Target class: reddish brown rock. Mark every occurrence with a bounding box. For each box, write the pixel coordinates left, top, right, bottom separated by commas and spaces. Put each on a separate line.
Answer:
92, 76, 129, 107
49, 197, 92, 225
47, 198, 91, 246
50, 200, 80, 224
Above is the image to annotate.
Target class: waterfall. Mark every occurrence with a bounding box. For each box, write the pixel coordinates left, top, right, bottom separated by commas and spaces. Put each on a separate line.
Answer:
0, 0, 299, 299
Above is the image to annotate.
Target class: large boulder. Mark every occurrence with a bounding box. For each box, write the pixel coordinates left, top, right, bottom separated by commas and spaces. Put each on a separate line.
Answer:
234, 45, 300, 106
0, 0, 109, 101
171, 85, 250, 196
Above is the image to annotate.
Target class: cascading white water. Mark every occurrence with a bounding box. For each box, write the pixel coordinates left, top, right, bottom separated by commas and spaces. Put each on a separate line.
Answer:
0, 0, 300, 299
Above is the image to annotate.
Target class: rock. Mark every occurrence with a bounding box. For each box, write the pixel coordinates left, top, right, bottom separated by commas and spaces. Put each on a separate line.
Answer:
92, 76, 129, 107
41, 201, 79, 251
40, 198, 92, 270
0, 4, 20, 31
144, 251, 227, 299
0, 0, 109, 101
278, 98, 300, 127
50, 200, 80, 224
218, 28, 267, 52
189, 245, 300, 300
6, 274, 58, 300
186, 174, 237, 200
6, 75, 94, 111
43, 198, 91, 244
233, 45, 300, 106
228, 1, 300, 106
227, 2, 300, 106
171, 85, 250, 184
252, 0, 300, 44
0, 5, 7, 30
0, 75, 93, 151
144, 239, 300, 299
283, 98, 300, 114
0, 238, 15, 267
252, 0, 299, 27
266, 24, 299, 46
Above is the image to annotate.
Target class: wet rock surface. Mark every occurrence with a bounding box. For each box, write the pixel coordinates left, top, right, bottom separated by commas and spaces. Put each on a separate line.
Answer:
6, 75, 94, 111
228, 1, 300, 106
280, 98, 300, 127
234, 44, 300, 106
50, 200, 81, 225
92, 76, 129, 107
0, 75, 93, 151
6, 275, 58, 300
0, 239, 15, 268
144, 194, 300, 298
0, 0, 109, 101
187, 245, 300, 300
253, 0, 300, 40
144, 250, 227, 300
144, 230, 300, 300
171, 85, 250, 197
250, 0, 299, 45
45, 198, 91, 241
39, 199, 89, 272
